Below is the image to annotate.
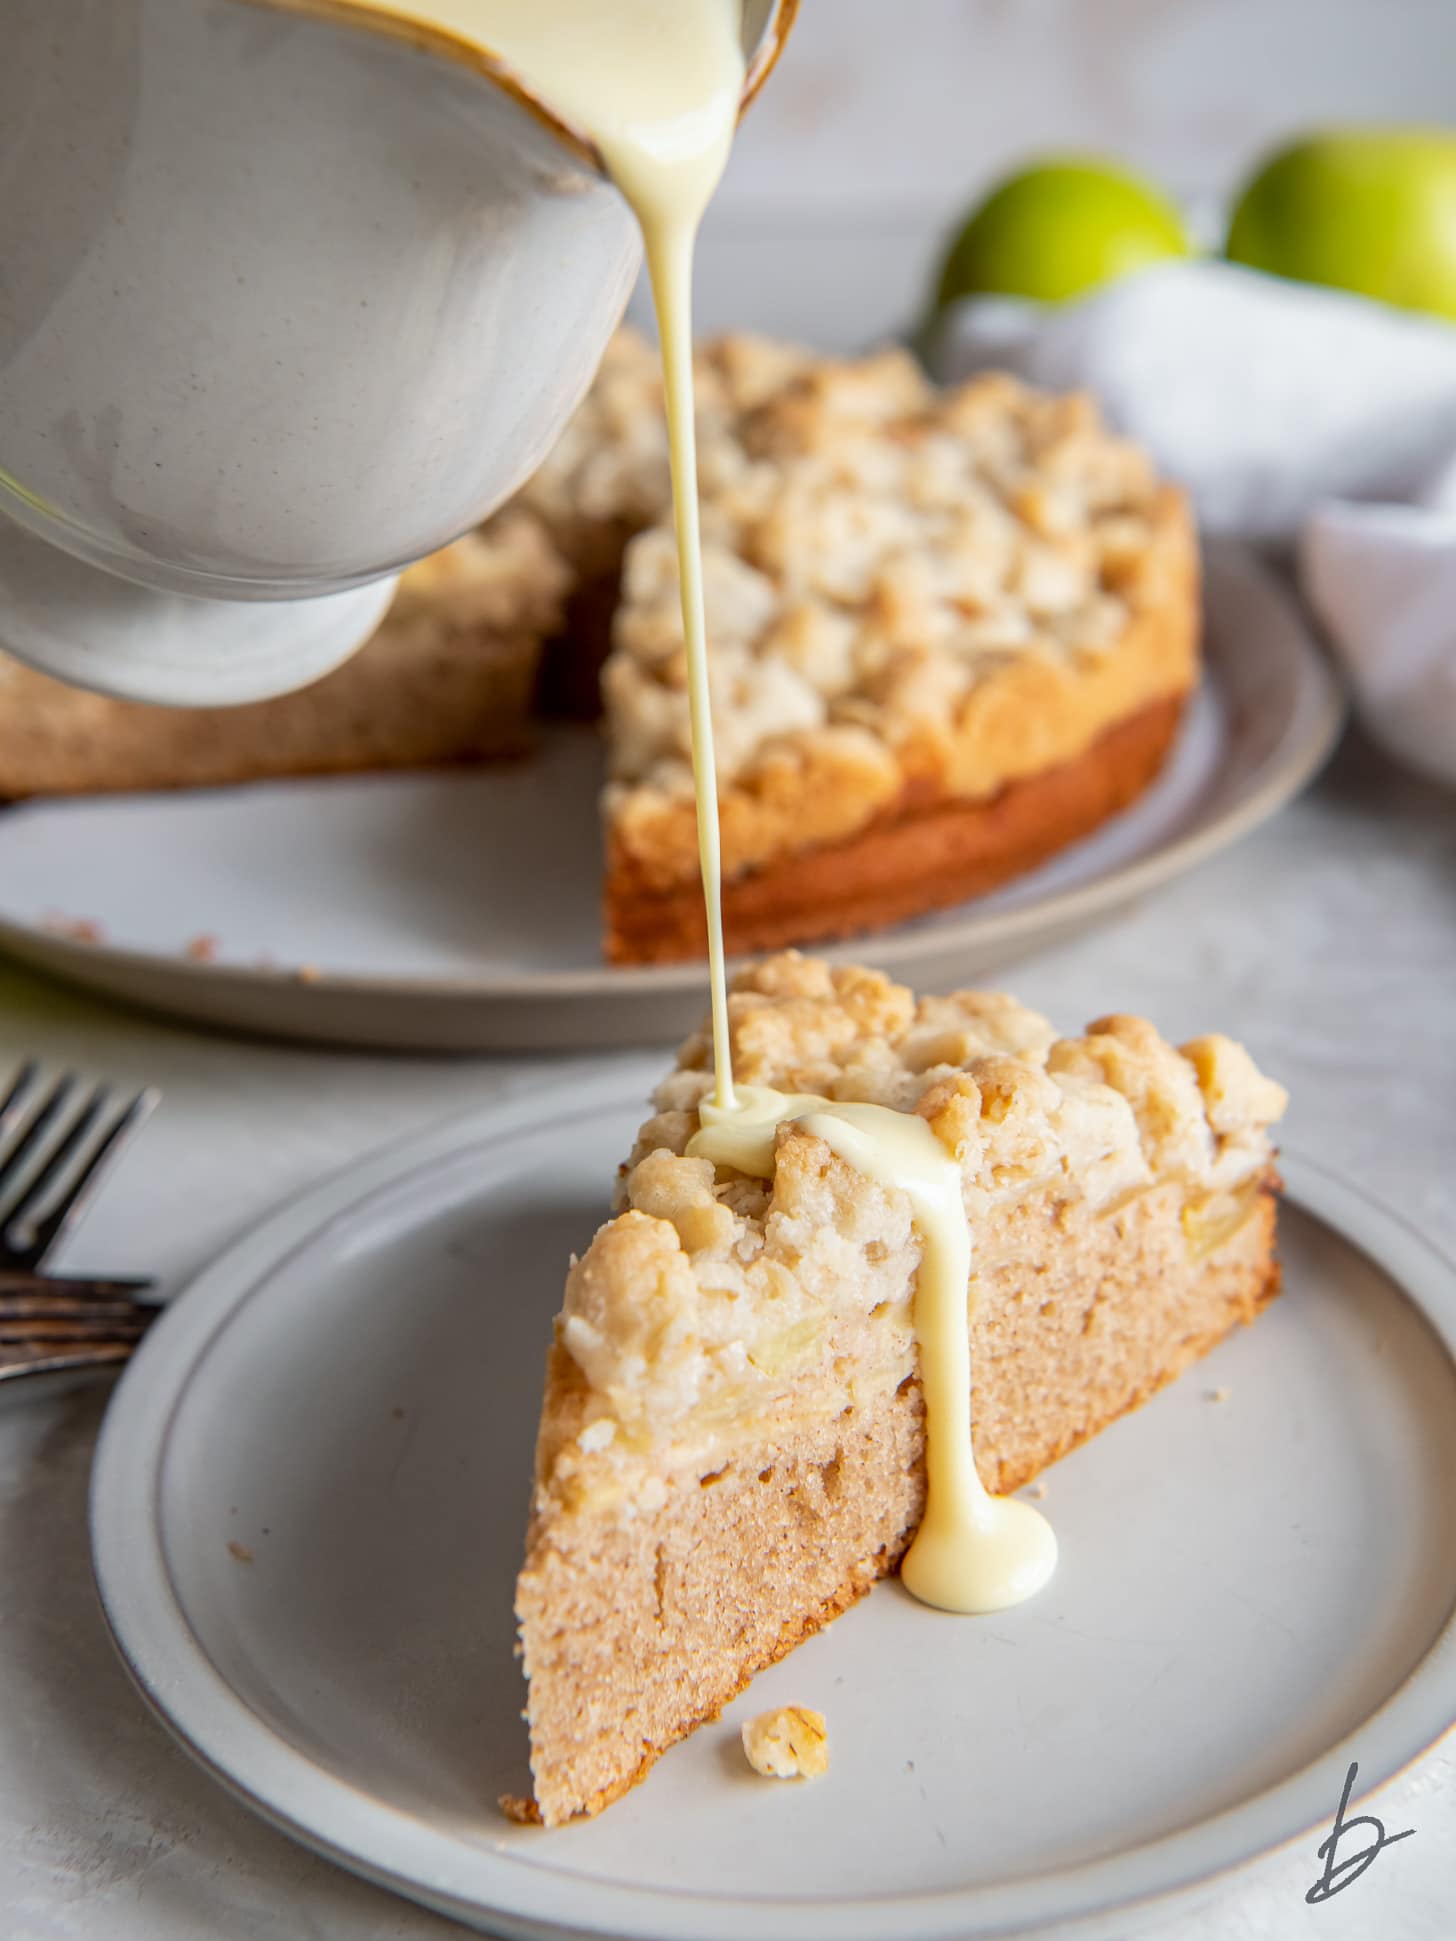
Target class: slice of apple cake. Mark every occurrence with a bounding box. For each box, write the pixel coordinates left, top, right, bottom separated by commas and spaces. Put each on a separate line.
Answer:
513, 952, 1284, 1825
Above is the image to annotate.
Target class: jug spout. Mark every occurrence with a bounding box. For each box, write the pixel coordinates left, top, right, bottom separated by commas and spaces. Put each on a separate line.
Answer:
741, 1, 799, 118
253, 0, 797, 172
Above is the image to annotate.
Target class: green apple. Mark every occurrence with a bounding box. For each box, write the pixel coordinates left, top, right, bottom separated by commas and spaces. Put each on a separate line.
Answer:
1227, 129, 1456, 320
932, 156, 1192, 310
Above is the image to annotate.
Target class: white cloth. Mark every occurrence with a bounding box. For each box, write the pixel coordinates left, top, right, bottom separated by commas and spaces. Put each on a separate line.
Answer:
934, 259, 1456, 785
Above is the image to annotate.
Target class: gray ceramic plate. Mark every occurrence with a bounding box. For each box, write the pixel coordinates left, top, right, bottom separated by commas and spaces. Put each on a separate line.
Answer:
90, 1071, 1456, 1941
0, 543, 1341, 1050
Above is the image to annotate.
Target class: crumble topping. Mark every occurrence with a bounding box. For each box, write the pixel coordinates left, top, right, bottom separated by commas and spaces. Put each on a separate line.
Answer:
517, 329, 814, 554
546, 955, 1285, 1503
521, 329, 1170, 805
391, 507, 569, 639
502, 329, 1196, 888
741, 1706, 830, 1780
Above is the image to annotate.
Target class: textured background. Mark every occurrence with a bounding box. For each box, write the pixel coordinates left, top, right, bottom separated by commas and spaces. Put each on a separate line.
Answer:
723, 0, 1456, 211
642, 0, 1456, 344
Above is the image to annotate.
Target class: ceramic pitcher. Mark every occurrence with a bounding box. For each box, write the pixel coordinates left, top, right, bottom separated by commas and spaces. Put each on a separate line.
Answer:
0, 0, 793, 703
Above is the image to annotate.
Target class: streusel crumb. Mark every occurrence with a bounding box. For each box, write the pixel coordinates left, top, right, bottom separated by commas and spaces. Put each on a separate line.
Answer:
515, 329, 1182, 813
395, 508, 569, 637
518, 333, 1200, 893
591, 337, 1168, 800
535, 953, 1286, 1511
741, 1706, 829, 1779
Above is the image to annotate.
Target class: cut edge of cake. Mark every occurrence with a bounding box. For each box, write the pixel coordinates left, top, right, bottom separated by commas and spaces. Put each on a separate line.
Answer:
510, 952, 1286, 1826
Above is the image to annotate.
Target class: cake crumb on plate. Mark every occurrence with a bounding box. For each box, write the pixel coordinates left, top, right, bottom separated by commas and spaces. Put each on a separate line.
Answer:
741, 1707, 829, 1780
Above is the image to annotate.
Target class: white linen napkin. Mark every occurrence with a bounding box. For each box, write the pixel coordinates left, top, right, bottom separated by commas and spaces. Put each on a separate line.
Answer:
933, 259, 1456, 785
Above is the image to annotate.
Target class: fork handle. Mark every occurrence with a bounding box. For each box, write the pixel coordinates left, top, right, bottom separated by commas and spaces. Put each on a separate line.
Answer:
0, 1273, 161, 1384
0, 1270, 159, 1303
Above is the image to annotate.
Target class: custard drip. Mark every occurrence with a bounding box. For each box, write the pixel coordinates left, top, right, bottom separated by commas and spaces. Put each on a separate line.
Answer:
336, 0, 1054, 1614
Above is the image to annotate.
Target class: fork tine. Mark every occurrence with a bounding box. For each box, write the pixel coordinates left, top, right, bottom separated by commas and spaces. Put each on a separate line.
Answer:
21, 1088, 160, 1267
0, 1342, 137, 1382
0, 1072, 79, 1221
0, 1062, 39, 1131
0, 1083, 110, 1248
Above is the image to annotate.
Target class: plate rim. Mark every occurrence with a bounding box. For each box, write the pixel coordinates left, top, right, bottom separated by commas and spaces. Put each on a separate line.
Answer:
89, 1074, 1456, 1941
3, 544, 1344, 1022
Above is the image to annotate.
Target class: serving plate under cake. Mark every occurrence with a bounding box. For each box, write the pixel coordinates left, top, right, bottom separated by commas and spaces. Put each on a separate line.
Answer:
90, 1070, 1456, 1941
0, 544, 1341, 1050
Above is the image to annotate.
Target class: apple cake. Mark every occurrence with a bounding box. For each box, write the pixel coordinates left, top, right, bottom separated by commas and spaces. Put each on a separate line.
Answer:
0, 332, 1199, 967
512, 952, 1285, 1826
0, 510, 567, 797
541, 333, 1200, 963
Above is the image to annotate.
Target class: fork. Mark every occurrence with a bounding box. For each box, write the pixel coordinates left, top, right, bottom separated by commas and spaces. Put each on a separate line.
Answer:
0, 1063, 161, 1384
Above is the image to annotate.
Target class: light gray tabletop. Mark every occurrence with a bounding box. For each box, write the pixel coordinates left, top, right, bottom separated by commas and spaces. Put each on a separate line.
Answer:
1, 725, 1453, 1941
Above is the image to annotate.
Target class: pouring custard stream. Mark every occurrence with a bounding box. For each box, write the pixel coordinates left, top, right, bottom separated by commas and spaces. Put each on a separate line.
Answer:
342, 0, 1054, 1614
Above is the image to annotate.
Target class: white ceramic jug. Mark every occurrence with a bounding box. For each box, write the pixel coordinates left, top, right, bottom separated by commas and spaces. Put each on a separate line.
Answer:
0, 0, 792, 704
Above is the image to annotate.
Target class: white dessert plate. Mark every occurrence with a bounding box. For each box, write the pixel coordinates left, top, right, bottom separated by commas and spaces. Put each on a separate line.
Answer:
0, 543, 1340, 1052
91, 1072, 1456, 1941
